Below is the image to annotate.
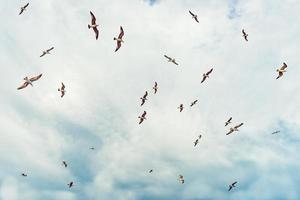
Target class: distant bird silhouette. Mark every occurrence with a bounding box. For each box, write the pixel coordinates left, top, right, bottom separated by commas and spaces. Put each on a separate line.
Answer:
189, 10, 199, 23
225, 117, 232, 126
17, 74, 42, 90
67, 181, 74, 188
201, 68, 213, 83
89, 147, 95, 150
178, 104, 184, 112
153, 82, 158, 94
21, 173, 27, 177
194, 139, 199, 147
114, 26, 124, 52
178, 175, 184, 184
227, 123, 244, 135
242, 29, 248, 41
164, 55, 178, 65
58, 82, 66, 98
149, 169, 153, 173
138, 111, 147, 124
190, 100, 198, 107
88, 11, 99, 40
19, 3, 29, 15
272, 130, 280, 134
62, 161, 67, 168
228, 181, 237, 191
140, 91, 148, 106
40, 47, 54, 57
276, 62, 287, 79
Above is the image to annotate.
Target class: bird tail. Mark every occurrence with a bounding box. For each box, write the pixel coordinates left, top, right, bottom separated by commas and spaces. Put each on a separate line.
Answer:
88, 24, 91, 29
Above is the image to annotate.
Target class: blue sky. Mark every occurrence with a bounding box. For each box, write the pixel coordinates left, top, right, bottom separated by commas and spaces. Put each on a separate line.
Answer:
1, 0, 300, 199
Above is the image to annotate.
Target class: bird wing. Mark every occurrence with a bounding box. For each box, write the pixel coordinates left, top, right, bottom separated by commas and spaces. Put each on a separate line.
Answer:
189, 10, 195, 17
195, 17, 199, 23
144, 91, 148, 98
201, 76, 206, 83
242, 29, 246, 35
17, 82, 29, 90
118, 26, 124, 39
19, 9, 24, 15
90, 11, 96, 25
155, 82, 157, 87
24, 3, 29, 8
173, 61, 179, 65
281, 62, 287, 70
228, 117, 232, 123
235, 123, 243, 128
40, 52, 46, 57
115, 41, 122, 52
30, 74, 42, 82
276, 72, 283, 79
142, 111, 147, 117
232, 181, 237, 186
48, 47, 54, 51
206, 68, 213, 75
226, 129, 233, 135
61, 82, 65, 90
164, 55, 171, 60
228, 185, 232, 191
93, 27, 99, 40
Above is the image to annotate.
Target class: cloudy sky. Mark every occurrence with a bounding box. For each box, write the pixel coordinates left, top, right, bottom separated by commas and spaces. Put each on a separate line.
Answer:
1, 0, 300, 199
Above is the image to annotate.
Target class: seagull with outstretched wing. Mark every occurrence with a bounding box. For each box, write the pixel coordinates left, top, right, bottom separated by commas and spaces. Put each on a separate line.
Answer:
21, 173, 27, 177
138, 111, 147, 124
62, 161, 67, 168
67, 181, 74, 188
242, 29, 248, 41
178, 104, 184, 112
276, 62, 287, 79
88, 11, 99, 40
19, 3, 29, 15
40, 47, 54, 57
228, 181, 237, 191
58, 82, 66, 98
153, 82, 158, 94
17, 74, 42, 90
201, 68, 213, 83
164, 55, 178, 65
225, 117, 232, 126
189, 10, 199, 23
179, 175, 184, 184
140, 91, 148, 106
114, 26, 124, 52
190, 100, 198, 107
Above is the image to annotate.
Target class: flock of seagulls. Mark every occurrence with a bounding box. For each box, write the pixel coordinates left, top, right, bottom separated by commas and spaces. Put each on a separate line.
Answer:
15, 2, 287, 194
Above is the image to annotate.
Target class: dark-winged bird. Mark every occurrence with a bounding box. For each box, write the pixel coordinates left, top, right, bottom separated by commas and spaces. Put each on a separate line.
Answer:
153, 82, 158, 94
149, 169, 153, 173
140, 91, 148, 106
276, 62, 287, 79
272, 130, 280, 134
228, 181, 237, 191
62, 161, 67, 168
201, 68, 213, 83
17, 74, 42, 90
88, 11, 99, 40
58, 82, 66, 98
225, 117, 232, 126
138, 111, 147, 124
226, 123, 244, 135
178, 104, 184, 112
114, 26, 124, 52
40, 47, 54, 57
179, 175, 184, 184
164, 55, 178, 65
21, 173, 27, 177
242, 29, 248, 41
189, 11, 199, 23
19, 3, 29, 15
190, 100, 198, 107
68, 181, 74, 188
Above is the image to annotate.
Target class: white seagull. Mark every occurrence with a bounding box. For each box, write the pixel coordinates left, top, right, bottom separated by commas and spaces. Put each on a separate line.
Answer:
40, 47, 54, 57
17, 74, 42, 90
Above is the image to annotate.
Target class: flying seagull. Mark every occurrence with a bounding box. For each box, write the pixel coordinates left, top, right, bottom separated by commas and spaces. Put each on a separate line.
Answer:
190, 100, 198, 107
228, 181, 237, 191
242, 29, 248, 41
21, 173, 27, 177
40, 47, 54, 57
67, 181, 74, 188
140, 91, 148, 106
178, 175, 184, 184
19, 3, 29, 15
88, 11, 99, 40
58, 82, 66, 98
89, 147, 95, 150
62, 161, 67, 168
226, 123, 244, 135
178, 104, 184, 112
153, 82, 158, 94
272, 130, 280, 134
17, 74, 42, 90
149, 169, 153, 173
164, 55, 178, 65
114, 26, 124, 52
201, 68, 213, 83
194, 138, 199, 147
276, 62, 287, 79
138, 111, 147, 124
189, 11, 199, 23
225, 117, 232, 126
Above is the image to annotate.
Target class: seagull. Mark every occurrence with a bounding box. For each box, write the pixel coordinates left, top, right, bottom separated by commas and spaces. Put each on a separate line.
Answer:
67, 181, 74, 188
201, 68, 213, 83
19, 3, 29, 15
114, 26, 124, 52
272, 130, 280, 134
194, 138, 199, 147
225, 117, 232, 126
276, 62, 288, 79
89, 147, 95, 150
228, 181, 237, 191
164, 55, 178, 65
88, 11, 99, 40
40, 47, 54, 57
140, 91, 148, 106
58, 82, 66, 98
153, 82, 158, 94
21, 173, 27, 177
242, 29, 248, 41
189, 11, 199, 23
178, 104, 184, 112
62, 161, 67, 168
17, 74, 42, 90
149, 169, 153, 173
178, 175, 184, 184
190, 100, 198, 107
138, 111, 147, 124
226, 123, 244, 135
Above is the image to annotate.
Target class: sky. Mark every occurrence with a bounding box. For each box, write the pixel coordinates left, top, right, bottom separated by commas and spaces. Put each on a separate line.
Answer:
0, 0, 300, 199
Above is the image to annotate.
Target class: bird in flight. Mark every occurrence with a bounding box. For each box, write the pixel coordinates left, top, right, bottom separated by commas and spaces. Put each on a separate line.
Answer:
201, 68, 213, 83
17, 74, 42, 90
149, 169, 153, 173
276, 62, 288, 79
62, 161, 67, 168
164, 55, 178, 65
194, 134, 202, 147
228, 181, 237, 191
272, 130, 280, 134
226, 123, 244, 135
114, 26, 124, 52
242, 29, 248, 41
153, 82, 158, 94
178, 175, 184, 184
89, 147, 95, 150
67, 181, 74, 188
21, 173, 27, 177
140, 91, 148, 106
225, 117, 232, 126
178, 104, 184, 112
58, 82, 66, 98
190, 100, 198, 107
88, 11, 99, 40
189, 11, 199, 23
40, 47, 54, 57
138, 111, 147, 124
19, 3, 29, 15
